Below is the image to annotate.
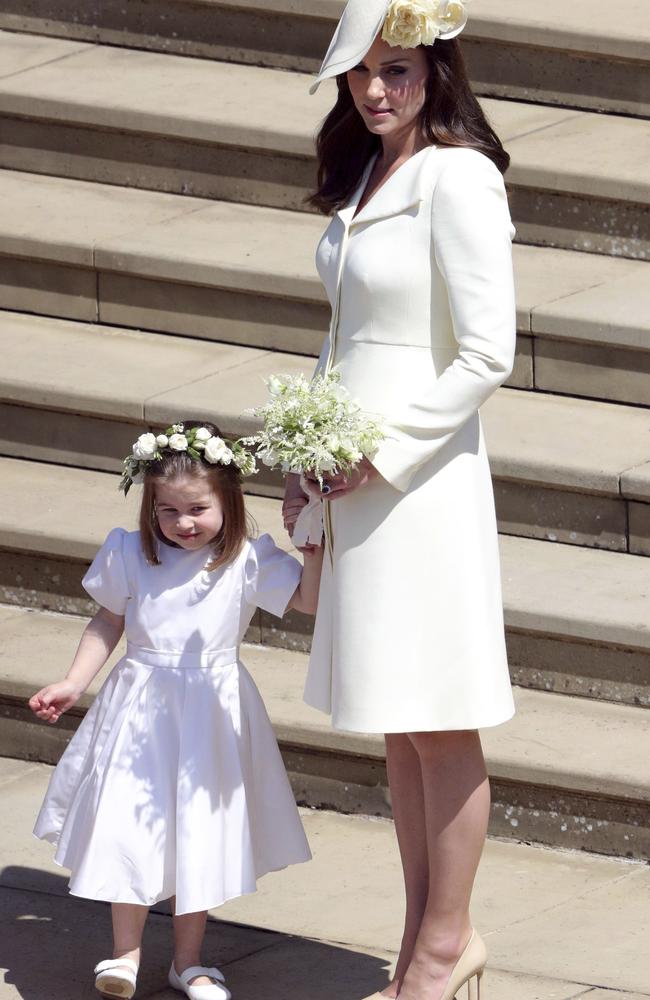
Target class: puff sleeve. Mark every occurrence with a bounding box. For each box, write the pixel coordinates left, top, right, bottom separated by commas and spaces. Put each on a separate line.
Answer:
372, 149, 517, 493
82, 527, 131, 615
244, 533, 302, 618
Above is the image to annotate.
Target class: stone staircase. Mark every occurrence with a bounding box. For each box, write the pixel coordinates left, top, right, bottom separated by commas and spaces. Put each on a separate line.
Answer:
0, 1, 649, 861
1, 0, 648, 115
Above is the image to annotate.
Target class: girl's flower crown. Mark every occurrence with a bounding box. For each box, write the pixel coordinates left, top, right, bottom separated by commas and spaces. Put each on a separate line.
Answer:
119, 423, 257, 495
382, 0, 469, 49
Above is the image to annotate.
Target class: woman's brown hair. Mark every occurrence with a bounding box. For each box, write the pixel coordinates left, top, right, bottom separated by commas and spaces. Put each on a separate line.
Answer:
138, 421, 252, 571
310, 38, 510, 215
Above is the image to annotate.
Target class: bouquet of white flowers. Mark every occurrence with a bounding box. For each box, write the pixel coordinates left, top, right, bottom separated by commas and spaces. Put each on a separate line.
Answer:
243, 371, 385, 489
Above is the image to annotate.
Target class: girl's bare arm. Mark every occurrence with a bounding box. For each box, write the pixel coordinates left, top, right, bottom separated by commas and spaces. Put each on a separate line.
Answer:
29, 607, 125, 724
289, 545, 325, 615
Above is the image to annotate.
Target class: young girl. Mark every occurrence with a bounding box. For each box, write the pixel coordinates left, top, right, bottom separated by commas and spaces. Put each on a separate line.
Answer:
29, 421, 322, 1000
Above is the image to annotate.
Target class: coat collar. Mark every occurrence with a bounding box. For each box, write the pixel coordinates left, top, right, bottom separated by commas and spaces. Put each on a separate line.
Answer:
337, 145, 435, 229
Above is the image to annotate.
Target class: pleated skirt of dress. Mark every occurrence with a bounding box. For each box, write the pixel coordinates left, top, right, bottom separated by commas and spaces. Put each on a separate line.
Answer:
33, 653, 311, 914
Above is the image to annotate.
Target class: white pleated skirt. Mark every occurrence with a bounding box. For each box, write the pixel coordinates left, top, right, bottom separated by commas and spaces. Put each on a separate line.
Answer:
34, 649, 311, 914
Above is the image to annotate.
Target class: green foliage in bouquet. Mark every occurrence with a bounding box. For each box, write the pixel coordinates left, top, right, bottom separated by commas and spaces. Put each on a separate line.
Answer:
243, 371, 385, 487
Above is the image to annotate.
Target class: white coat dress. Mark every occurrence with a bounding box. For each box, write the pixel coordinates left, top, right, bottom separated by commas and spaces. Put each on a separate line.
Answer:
34, 528, 311, 914
304, 145, 517, 734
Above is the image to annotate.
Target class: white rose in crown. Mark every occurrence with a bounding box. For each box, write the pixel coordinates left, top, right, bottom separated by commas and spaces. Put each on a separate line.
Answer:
156, 434, 169, 448
204, 436, 233, 465
169, 433, 189, 451
383, 0, 442, 48
192, 427, 213, 451
132, 432, 158, 460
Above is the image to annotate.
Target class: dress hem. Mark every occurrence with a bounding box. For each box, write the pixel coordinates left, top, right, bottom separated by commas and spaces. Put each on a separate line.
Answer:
34, 833, 312, 915
302, 697, 516, 734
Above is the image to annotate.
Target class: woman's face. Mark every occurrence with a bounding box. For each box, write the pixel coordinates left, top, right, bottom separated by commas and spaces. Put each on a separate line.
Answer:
346, 35, 429, 139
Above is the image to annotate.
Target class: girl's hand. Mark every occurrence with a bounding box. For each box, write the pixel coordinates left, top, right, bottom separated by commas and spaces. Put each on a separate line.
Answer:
283, 473, 309, 538
305, 457, 379, 500
29, 680, 83, 724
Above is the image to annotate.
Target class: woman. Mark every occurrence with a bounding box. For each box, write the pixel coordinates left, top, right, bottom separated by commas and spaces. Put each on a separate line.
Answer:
283, 2, 516, 998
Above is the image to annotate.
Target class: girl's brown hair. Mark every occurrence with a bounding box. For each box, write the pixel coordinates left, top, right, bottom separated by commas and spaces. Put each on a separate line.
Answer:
138, 421, 252, 571
309, 39, 510, 215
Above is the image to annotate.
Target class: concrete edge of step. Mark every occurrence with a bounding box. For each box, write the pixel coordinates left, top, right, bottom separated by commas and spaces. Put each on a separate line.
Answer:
0, 55, 649, 207
118, 0, 650, 64
1, 167, 649, 347
4, 310, 650, 503
1, 652, 649, 809
3, 456, 650, 652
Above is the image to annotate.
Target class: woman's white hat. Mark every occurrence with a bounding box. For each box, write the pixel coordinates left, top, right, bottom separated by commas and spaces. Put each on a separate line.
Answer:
310, 0, 470, 94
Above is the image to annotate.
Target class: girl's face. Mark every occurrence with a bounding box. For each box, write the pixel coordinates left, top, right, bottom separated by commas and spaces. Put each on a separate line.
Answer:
347, 35, 429, 139
155, 476, 224, 550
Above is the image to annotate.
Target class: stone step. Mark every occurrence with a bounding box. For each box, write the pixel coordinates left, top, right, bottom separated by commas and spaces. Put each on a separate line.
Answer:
0, 0, 648, 117
1, 32, 649, 258
1, 603, 648, 858
2, 456, 650, 708
3, 310, 650, 559
1, 169, 650, 407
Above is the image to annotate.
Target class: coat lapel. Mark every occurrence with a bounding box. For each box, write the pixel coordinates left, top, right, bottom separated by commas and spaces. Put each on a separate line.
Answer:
336, 157, 376, 227
348, 145, 435, 228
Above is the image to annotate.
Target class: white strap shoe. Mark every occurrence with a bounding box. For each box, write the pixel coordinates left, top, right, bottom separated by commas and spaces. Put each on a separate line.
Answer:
94, 958, 138, 998
169, 963, 231, 1000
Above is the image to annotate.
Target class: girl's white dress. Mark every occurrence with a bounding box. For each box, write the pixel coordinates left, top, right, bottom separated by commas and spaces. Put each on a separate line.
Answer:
34, 528, 311, 915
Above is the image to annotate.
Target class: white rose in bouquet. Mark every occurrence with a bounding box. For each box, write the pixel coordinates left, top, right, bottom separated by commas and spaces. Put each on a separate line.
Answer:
244, 371, 385, 489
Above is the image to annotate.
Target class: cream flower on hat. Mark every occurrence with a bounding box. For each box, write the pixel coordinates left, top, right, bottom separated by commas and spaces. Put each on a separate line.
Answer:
439, 0, 469, 33
383, 0, 442, 49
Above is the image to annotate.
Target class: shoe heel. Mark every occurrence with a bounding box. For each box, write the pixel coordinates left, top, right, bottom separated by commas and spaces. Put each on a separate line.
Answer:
467, 972, 483, 1000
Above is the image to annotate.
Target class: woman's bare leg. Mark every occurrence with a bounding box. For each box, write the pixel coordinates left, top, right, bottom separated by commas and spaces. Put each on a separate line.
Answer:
111, 902, 149, 968
172, 904, 213, 987
396, 730, 490, 1000
380, 733, 429, 998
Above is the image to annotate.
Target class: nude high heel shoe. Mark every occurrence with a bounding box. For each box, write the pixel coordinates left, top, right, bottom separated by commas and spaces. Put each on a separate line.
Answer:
440, 930, 487, 1000
362, 929, 487, 1000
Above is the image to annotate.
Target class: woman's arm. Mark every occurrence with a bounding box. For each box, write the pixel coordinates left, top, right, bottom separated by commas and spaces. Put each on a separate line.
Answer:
372, 150, 516, 493
289, 545, 324, 615
29, 607, 125, 724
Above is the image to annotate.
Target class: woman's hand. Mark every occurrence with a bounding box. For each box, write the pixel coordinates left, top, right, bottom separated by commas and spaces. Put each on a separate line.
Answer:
304, 457, 379, 500
29, 680, 83, 724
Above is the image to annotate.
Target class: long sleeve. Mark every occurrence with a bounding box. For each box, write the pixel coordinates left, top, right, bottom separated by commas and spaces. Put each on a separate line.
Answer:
372, 149, 516, 493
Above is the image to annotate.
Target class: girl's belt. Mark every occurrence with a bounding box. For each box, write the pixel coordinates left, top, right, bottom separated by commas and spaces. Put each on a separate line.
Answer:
125, 642, 238, 670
